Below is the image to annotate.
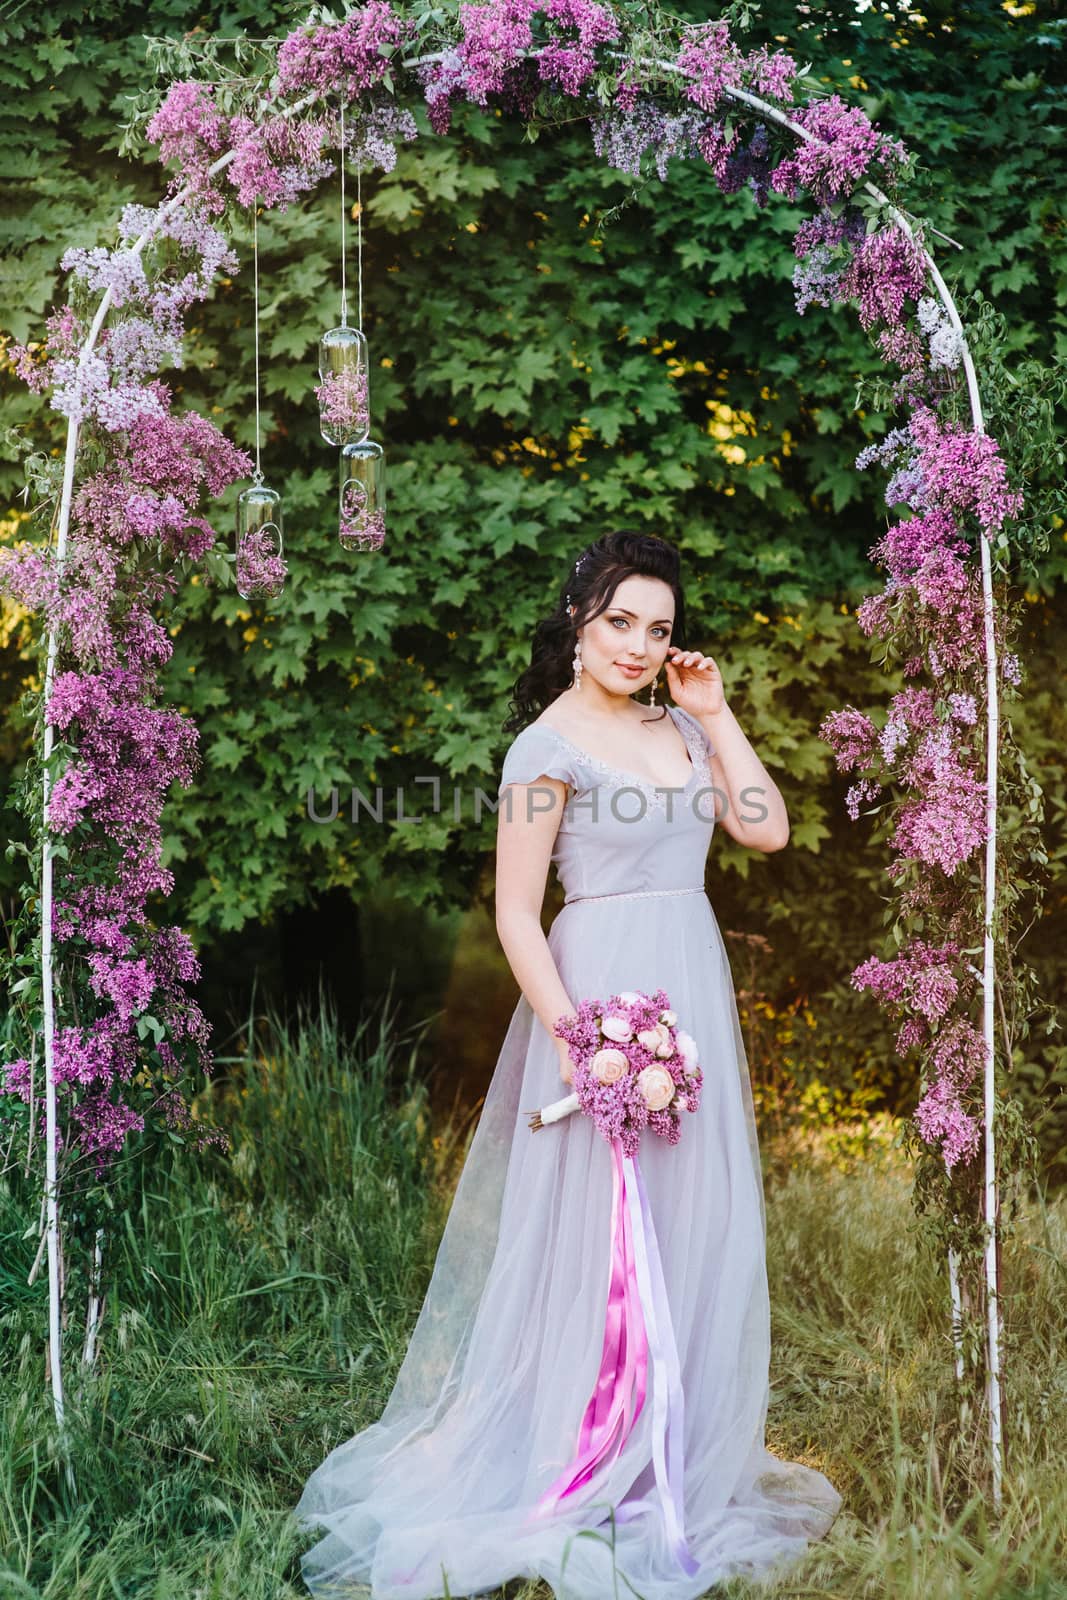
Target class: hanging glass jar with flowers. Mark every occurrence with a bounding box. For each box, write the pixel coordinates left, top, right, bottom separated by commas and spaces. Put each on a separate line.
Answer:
317, 324, 369, 446
235, 201, 287, 600
236, 481, 286, 599
339, 438, 386, 551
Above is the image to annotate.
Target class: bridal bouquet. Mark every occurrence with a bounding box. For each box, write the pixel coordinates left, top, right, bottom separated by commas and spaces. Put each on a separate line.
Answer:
527, 987, 702, 1156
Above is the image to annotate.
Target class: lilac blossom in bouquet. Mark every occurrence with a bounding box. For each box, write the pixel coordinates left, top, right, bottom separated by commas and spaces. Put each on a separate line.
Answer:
528, 988, 702, 1156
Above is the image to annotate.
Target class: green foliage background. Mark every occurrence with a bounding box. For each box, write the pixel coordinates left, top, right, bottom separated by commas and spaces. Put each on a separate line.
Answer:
1, 0, 1064, 1158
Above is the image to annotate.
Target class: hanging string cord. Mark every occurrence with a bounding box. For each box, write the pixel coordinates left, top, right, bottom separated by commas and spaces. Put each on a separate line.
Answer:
339, 100, 348, 327
357, 164, 363, 330
252, 203, 262, 485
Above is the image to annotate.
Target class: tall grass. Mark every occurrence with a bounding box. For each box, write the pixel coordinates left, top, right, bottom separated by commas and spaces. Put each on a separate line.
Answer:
0, 992, 1063, 1599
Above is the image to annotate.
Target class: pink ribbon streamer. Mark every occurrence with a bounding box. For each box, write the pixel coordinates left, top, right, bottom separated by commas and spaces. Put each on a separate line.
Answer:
623, 1148, 700, 1576
525, 1137, 698, 1577
528, 1138, 647, 1517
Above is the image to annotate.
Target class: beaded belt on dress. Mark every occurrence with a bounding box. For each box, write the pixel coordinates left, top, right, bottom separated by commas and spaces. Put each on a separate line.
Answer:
565, 886, 705, 906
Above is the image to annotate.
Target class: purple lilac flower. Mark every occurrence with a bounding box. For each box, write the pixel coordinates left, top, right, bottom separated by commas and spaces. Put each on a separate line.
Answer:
908, 406, 1024, 535
317, 367, 370, 434
851, 937, 963, 1015
837, 225, 928, 332
145, 82, 229, 212
791, 207, 866, 315
770, 93, 908, 206
893, 729, 987, 876
914, 1077, 980, 1171
588, 96, 705, 180
535, 0, 620, 98
227, 114, 334, 210
276, 3, 415, 96
676, 20, 744, 117
947, 692, 978, 724
845, 776, 882, 820
818, 705, 878, 772
344, 97, 420, 173
869, 507, 970, 587
236, 526, 289, 596
718, 124, 774, 207
697, 120, 742, 188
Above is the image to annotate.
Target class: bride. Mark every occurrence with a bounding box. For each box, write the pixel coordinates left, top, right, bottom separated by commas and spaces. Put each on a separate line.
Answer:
295, 529, 841, 1598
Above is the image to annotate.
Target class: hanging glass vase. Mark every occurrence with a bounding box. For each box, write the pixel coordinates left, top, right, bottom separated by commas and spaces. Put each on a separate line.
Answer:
339, 438, 386, 552
318, 325, 369, 447
236, 481, 286, 599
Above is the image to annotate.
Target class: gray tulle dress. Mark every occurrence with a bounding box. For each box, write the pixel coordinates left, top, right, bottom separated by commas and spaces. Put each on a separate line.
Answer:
295, 702, 842, 1599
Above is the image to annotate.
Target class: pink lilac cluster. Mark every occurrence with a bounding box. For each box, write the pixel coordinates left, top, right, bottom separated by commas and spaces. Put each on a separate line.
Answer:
769, 93, 908, 206
914, 1016, 987, 1170
852, 937, 963, 1027
2, 192, 253, 1167
317, 366, 370, 434
0, 653, 219, 1167
2, 388, 251, 679
824, 672, 989, 877
30, 206, 237, 428
554, 989, 701, 1159
840, 397, 1021, 789
275, 2, 416, 96
820, 706, 878, 772
148, 84, 336, 213
867, 506, 970, 591
236, 525, 288, 596
890, 723, 987, 876
907, 405, 1024, 537
912, 1077, 981, 1170
532, 0, 620, 97
143, 82, 228, 210
339, 505, 387, 552
413, 0, 618, 135
228, 113, 334, 209
46, 667, 198, 840
675, 21, 749, 115
841, 226, 928, 333
793, 210, 927, 354
792, 207, 868, 316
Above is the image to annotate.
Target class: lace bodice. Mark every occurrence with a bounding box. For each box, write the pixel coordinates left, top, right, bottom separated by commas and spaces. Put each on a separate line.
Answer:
497, 704, 717, 905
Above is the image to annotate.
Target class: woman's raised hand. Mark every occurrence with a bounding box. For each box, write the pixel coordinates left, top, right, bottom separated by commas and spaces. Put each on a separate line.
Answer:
663, 647, 724, 719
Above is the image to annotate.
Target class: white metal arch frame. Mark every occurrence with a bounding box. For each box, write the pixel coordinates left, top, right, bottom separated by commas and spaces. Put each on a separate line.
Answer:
38, 39, 1005, 1505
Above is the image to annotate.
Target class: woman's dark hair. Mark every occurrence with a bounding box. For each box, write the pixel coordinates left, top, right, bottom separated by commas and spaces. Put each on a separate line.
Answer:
503, 529, 689, 734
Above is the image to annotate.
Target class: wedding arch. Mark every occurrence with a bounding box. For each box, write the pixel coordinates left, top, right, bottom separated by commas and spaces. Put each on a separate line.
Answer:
0, 0, 1037, 1510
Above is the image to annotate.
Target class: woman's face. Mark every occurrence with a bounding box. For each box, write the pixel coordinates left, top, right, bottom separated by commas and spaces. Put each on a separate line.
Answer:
575, 573, 676, 699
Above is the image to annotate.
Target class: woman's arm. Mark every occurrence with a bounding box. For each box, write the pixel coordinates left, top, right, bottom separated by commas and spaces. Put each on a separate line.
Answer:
664, 648, 788, 854
495, 776, 578, 1084
695, 701, 790, 853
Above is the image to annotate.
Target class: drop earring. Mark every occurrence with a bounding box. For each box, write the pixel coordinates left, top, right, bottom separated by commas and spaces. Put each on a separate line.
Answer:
649, 673, 658, 706
572, 635, 583, 692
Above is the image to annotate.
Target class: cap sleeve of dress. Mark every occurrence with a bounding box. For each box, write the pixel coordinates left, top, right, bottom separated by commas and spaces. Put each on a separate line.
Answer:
672, 705, 717, 760
498, 725, 582, 798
